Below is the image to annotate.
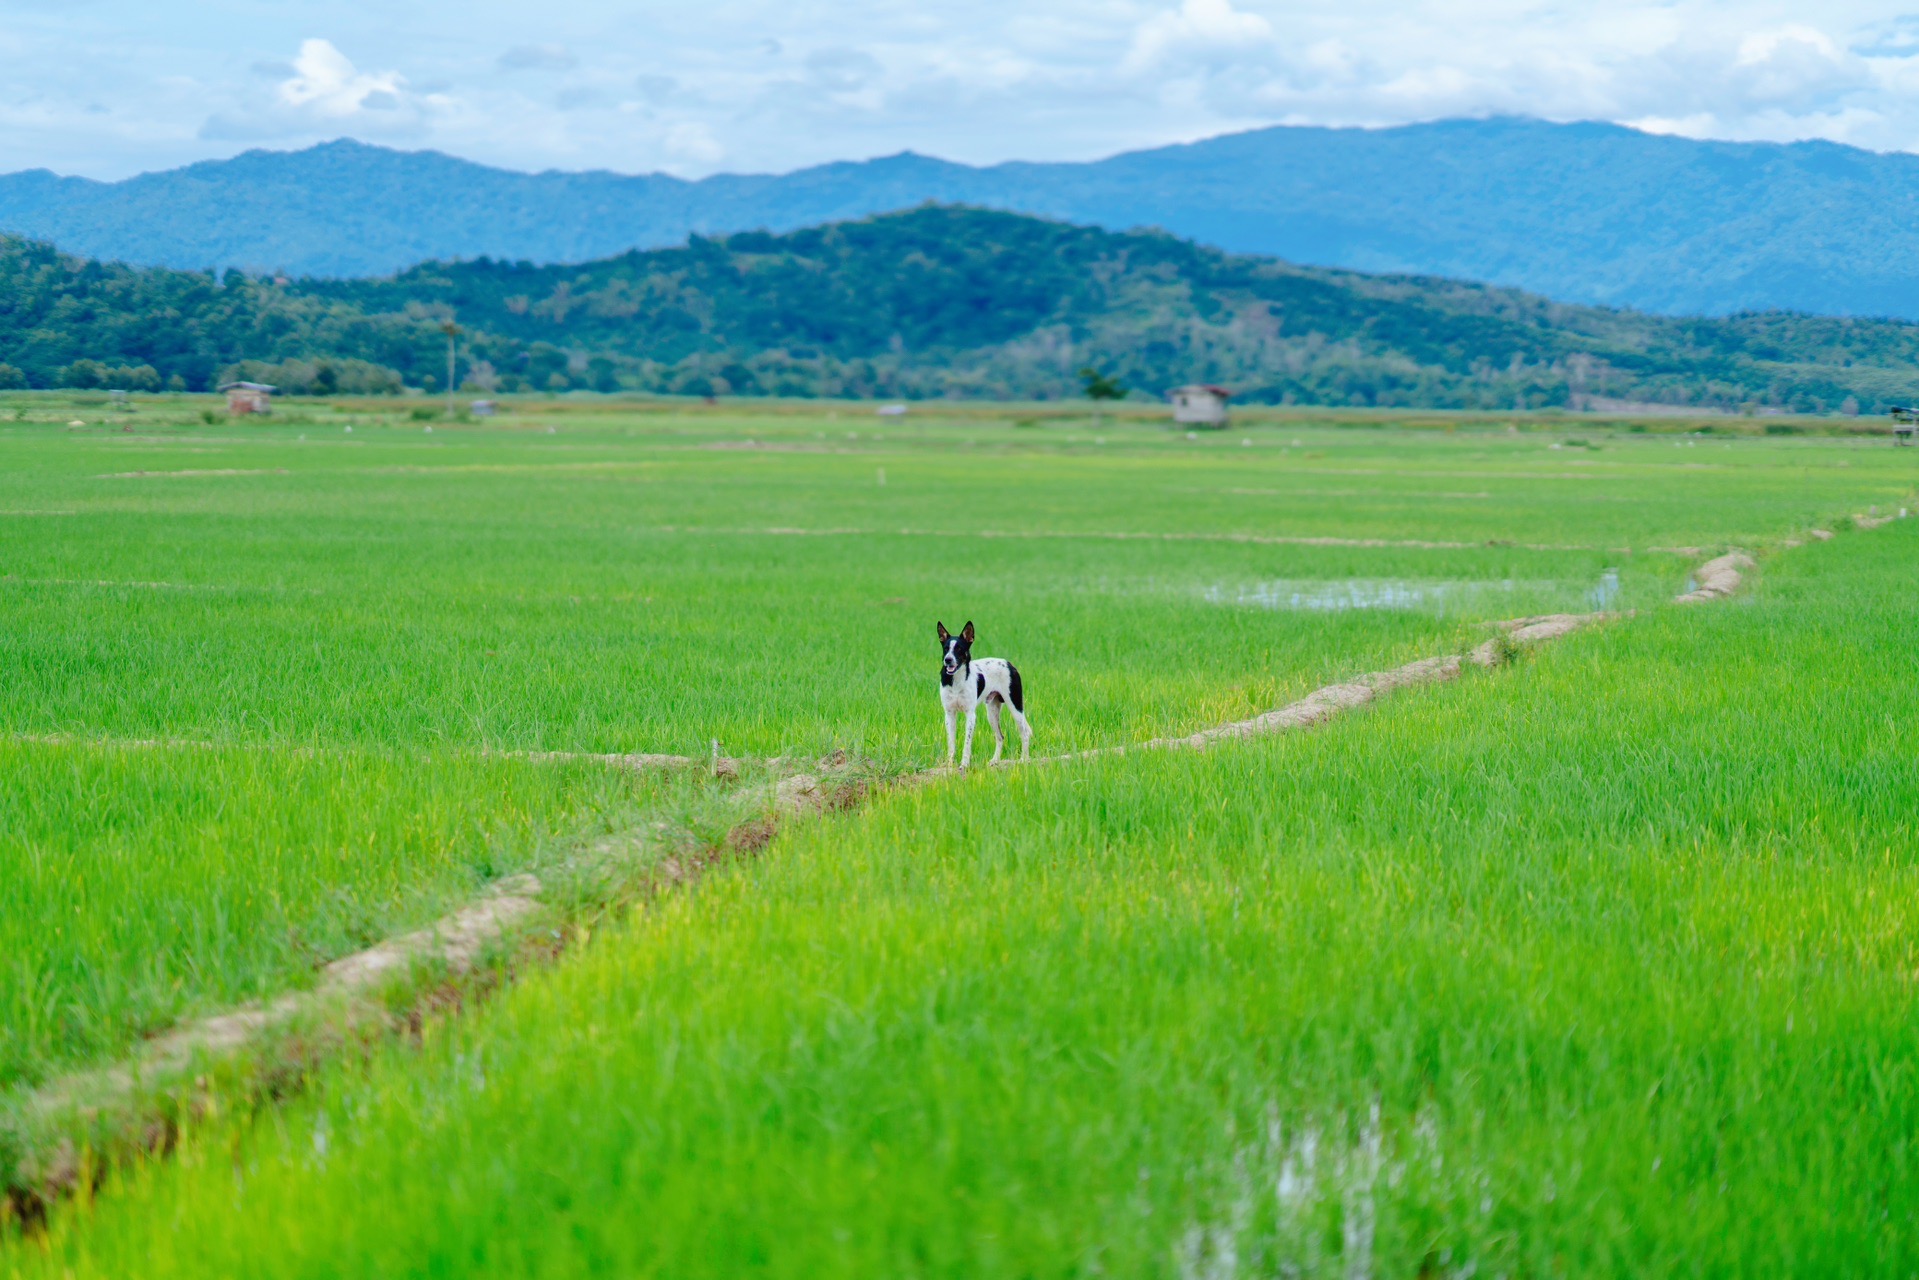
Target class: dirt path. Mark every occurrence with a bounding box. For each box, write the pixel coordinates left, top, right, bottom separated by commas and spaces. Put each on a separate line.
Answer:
1673, 552, 1755, 604
1034, 613, 1605, 765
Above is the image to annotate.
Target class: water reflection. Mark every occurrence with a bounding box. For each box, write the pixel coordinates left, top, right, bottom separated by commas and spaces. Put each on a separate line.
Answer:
1588, 568, 1621, 610
1205, 569, 1623, 615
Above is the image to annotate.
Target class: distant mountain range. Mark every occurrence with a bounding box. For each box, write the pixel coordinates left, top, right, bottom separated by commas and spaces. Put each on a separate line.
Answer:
0, 118, 1915, 319
6, 205, 1917, 413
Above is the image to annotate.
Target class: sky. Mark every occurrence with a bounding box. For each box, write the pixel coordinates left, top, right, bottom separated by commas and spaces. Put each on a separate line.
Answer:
5, 1, 1919, 179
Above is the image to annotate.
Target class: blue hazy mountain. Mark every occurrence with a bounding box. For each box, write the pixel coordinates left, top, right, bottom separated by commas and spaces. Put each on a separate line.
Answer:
1, 117, 1911, 317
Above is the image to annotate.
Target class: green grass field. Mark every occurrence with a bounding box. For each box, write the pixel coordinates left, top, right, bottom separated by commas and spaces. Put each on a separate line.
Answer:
2, 393, 1915, 1273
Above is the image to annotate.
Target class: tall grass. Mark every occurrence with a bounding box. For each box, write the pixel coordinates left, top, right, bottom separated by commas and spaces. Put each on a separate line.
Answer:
3, 404, 1734, 1108
0, 745, 645, 1093
1, 399, 1912, 1267
0, 406, 1907, 760
10, 519, 1917, 1274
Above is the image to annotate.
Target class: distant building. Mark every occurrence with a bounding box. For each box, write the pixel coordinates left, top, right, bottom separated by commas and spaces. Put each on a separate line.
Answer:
1893, 406, 1918, 446
470, 399, 498, 417
1169, 384, 1231, 428
877, 403, 909, 418
219, 382, 275, 416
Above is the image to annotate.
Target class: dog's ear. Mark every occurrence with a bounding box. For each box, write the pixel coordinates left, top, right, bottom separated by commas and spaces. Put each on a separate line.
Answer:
936, 621, 949, 642
961, 621, 975, 643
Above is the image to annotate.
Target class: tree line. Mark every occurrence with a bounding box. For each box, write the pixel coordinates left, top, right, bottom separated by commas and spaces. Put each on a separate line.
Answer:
4, 207, 1919, 413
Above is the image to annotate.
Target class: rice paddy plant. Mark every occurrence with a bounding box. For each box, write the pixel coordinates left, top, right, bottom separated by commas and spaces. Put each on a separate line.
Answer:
0, 744, 650, 1095
0, 398, 1912, 1265
9, 514, 1916, 1274
0, 405, 1909, 763
0, 404, 1715, 1124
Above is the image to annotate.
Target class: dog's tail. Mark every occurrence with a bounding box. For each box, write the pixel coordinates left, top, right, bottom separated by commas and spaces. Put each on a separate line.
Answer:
1007, 662, 1025, 713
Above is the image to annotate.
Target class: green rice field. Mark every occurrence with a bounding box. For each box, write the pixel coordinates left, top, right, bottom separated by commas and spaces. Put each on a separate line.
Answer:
2, 392, 1915, 1274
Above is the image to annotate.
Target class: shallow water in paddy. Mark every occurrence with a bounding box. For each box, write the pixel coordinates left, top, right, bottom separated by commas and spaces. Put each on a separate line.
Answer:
1205, 568, 1623, 616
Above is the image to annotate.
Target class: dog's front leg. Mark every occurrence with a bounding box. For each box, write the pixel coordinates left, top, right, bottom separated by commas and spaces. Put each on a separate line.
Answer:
961, 703, 977, 770
944, 704, 958, 767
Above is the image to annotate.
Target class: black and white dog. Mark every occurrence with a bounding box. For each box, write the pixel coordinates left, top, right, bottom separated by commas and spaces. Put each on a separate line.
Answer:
937, 620, 1032, 768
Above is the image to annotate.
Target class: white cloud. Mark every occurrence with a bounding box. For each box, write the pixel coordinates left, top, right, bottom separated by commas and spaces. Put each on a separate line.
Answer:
1728, 25, 1864, 109
200, 39, 436, 141
1854, 14, 1919, 58
1591, 23, 1874, 144
277, 39, 406, 117
1126, 0, 1274, 72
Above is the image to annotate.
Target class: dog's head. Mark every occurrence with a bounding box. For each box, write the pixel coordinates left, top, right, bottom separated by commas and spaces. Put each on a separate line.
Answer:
936, 620, 974, 675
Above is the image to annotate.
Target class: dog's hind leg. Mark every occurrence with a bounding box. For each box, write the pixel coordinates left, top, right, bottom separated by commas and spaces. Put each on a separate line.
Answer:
1008, 706, 1032, 761
984, 699, 1004, 764
943, 705, 958, 767
1005, 663, 1032, 761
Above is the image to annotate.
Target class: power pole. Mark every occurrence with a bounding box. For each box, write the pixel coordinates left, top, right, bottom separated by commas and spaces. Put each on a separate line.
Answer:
441, 319, 460, 417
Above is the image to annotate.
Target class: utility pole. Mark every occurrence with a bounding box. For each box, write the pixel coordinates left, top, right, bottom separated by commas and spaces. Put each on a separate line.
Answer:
441, 319, 460, 417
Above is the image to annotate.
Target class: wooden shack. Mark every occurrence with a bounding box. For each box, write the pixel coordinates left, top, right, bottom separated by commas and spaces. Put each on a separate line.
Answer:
1892, 405, 1918, 446
219, 381, 275, 416
1169, 384, 1231, 428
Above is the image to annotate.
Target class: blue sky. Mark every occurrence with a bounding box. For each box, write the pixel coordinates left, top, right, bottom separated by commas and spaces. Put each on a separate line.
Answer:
4, 1, 1919, 178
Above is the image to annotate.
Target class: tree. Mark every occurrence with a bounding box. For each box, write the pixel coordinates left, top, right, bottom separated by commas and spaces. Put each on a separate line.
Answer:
59, 359, 107, 389
1080, 366, 1125, 425
0, 363, 24, 390
1080, 367, 1125, 401
587, 355, 620, 394
107, 364, 161, 392
525, 343, 571, 389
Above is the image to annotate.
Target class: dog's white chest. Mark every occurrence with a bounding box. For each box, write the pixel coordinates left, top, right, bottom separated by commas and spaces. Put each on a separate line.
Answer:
940, 667, 975, 711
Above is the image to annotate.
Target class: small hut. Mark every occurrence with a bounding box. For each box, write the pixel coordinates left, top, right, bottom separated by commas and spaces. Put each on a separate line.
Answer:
219, 381, 275, 416
1169, 384, 1230, 428
1892, 405, 1918, 446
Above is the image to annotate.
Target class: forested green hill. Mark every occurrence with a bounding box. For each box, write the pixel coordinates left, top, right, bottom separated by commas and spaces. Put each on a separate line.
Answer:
4, 205, 1918, 413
